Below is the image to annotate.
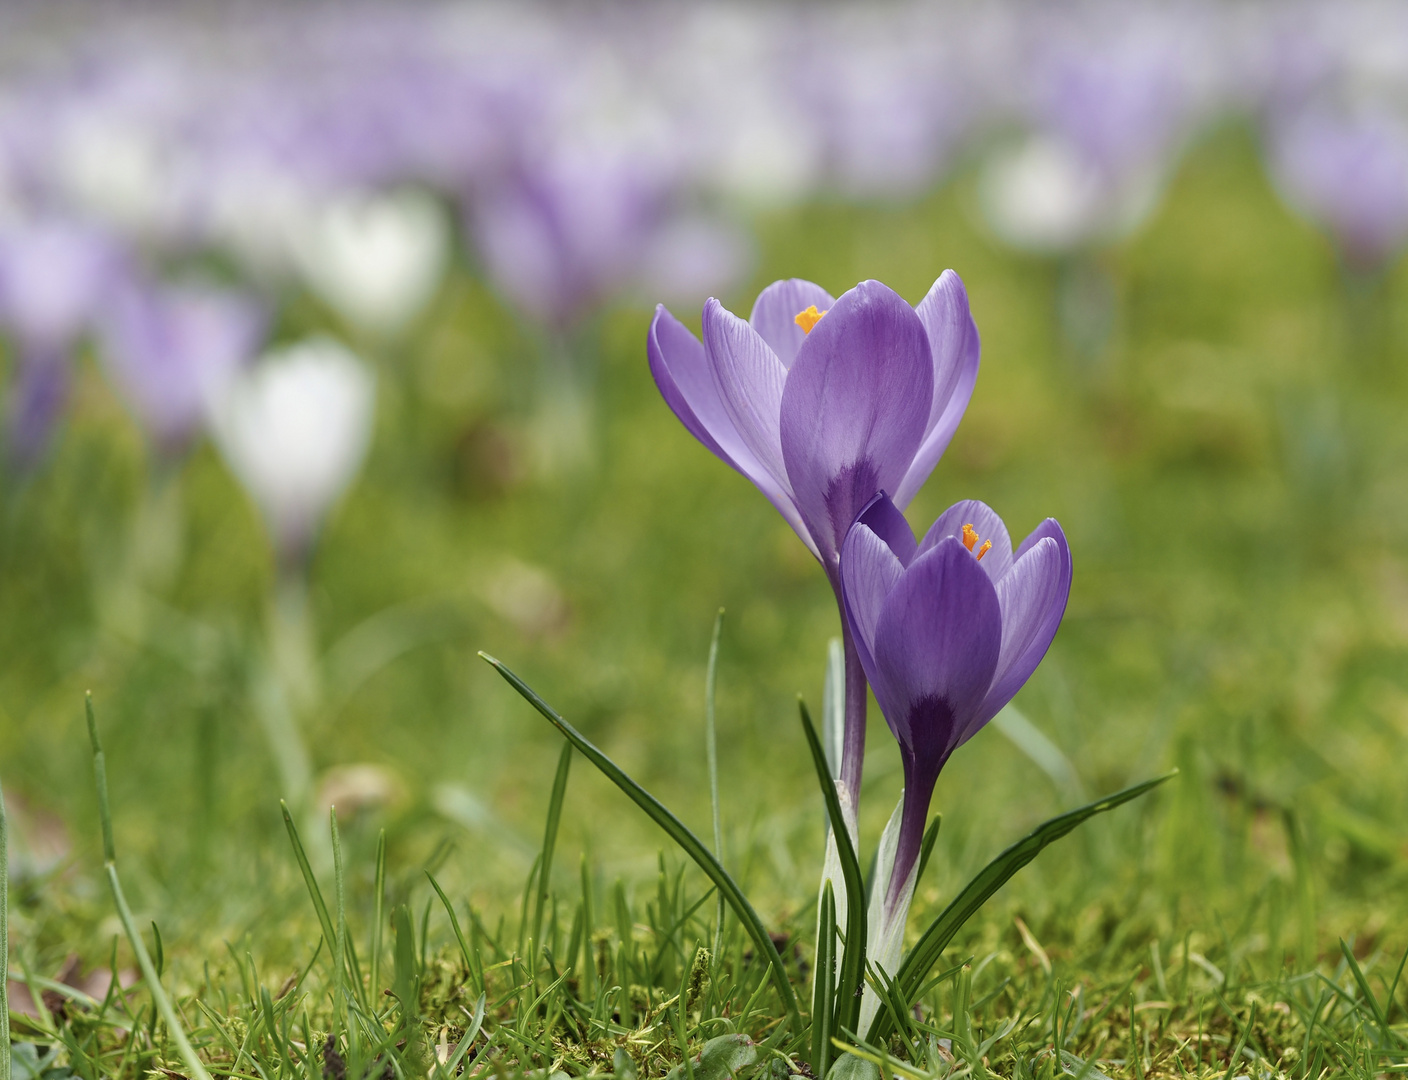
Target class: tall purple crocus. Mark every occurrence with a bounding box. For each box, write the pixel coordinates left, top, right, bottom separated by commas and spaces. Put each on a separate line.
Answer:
649, 275, 979, 803
840, 491, 1070, 1025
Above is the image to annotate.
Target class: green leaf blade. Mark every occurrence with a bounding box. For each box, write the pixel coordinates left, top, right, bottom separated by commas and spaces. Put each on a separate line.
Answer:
479, 651, 800, 1028
867, 770, 1176, 1043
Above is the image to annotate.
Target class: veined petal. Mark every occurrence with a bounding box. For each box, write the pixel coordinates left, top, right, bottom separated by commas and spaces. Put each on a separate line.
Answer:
651, 305, 816, 557
968, 522, 1072, 742
840, 520, 906, 705
893, 271, 980, 509
647, 305, 738, 468
917, 498, 1013, 583
873, 537, 1001, 760
779, 280, 933, 560
748, 278, 835, 370
702, 298, 791, 495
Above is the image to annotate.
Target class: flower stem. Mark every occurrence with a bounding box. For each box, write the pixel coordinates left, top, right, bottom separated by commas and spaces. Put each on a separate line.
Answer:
838, 618, 867, 813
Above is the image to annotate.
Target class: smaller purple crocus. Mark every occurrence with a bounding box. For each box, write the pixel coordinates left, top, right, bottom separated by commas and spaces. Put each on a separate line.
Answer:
649, 275, 979, 804
840, 491, 1071, 1026
97, 278, 265, 453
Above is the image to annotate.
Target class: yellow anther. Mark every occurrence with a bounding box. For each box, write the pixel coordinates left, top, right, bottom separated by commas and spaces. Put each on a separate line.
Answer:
961, 524, 992, 562
794, 305, 827, 333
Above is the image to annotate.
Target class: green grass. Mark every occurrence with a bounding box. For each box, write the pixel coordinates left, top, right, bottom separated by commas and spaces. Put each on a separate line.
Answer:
5, 123, 1408, 1076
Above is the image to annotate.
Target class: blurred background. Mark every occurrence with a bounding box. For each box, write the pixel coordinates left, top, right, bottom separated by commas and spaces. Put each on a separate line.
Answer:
3, 0, 1408, 975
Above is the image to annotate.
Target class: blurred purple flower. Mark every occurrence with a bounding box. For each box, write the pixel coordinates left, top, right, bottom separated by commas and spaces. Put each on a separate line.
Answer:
0, 216, 122, 459
1268, 107, 1408, 270
0, 216, 121, 349
840, 492, 1070, 1017
649, 275, 979, 797
470, 144, 677, 332
98, 279, 265, 451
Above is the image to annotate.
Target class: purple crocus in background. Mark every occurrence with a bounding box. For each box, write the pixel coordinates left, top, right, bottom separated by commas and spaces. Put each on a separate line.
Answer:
97, 278, 265, 453
0, 215, 122, 461
840, 491, 1071, 1028
1266, 106, 1408, 272
649, 275, 979, 808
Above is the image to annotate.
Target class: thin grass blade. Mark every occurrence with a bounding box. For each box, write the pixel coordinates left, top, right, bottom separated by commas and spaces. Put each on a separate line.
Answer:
427, 871, 483, 994
798, 699, 867, 1037
480, 651, 799, 1027
868, 770, 1176, 1043
86, 694, 213, 1080
706, 609, 726, 956
282, 801, 338, 953
812, 882, 837, 1079
371, 829, 386, 1001
534, 742, 573, 953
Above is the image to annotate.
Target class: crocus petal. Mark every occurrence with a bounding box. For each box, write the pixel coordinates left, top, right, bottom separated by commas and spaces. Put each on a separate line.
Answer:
968, 521, 1072, 740
840, 520, 906, 703
893, 271, 980, 508
650, 305, 816, 557
648, 305, 743, 469
702, 298, 791, 495
747, 278, 835, 370
871, 536, 1002, 757
917, 499, 1013, 583
856, 491, 918, 566
779, 280, 933, 560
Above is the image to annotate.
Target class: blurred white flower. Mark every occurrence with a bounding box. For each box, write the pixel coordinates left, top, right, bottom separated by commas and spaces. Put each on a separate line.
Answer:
979, 133, 1160, 253
291, 188, 451, 337
210, 335, 376, 558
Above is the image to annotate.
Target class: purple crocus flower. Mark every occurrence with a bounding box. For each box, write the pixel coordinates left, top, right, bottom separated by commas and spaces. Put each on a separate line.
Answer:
1266, 106, 1408, 271
97, 279, 265, 452
0, 215, 122, 460
839, 491, 1070, 1024
648, 275, 979, 801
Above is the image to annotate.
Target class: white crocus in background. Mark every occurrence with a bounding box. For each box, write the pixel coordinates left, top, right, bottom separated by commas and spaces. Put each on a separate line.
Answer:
211, 335, 376, 562
209, 335, 376, 826
979, 133, 1161, 254
290, 188, 451, 339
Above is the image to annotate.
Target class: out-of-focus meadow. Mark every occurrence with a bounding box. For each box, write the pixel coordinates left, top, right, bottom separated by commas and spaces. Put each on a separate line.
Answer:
3, 0, 1408, 991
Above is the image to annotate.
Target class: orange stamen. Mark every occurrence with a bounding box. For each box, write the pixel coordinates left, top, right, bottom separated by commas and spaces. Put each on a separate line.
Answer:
962, 523, 992, 561
794, 305, 827, 333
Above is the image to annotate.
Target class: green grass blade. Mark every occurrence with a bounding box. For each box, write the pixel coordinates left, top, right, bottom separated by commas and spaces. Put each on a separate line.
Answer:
1, 774, 9, 1080
480, 651, 800, 1028
812, 881, 837, 1079
87, 694, 214, 1080
371, 829, 386, 1002
868, 770, 1176, 1043
331, 808, 348, 1035
798, 699, 867, 1038
281, 801, 338, 954
706, 609, 726, 957
579, 854, 595, 998
534, 742, 573, 954
427, 871, 483, 994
